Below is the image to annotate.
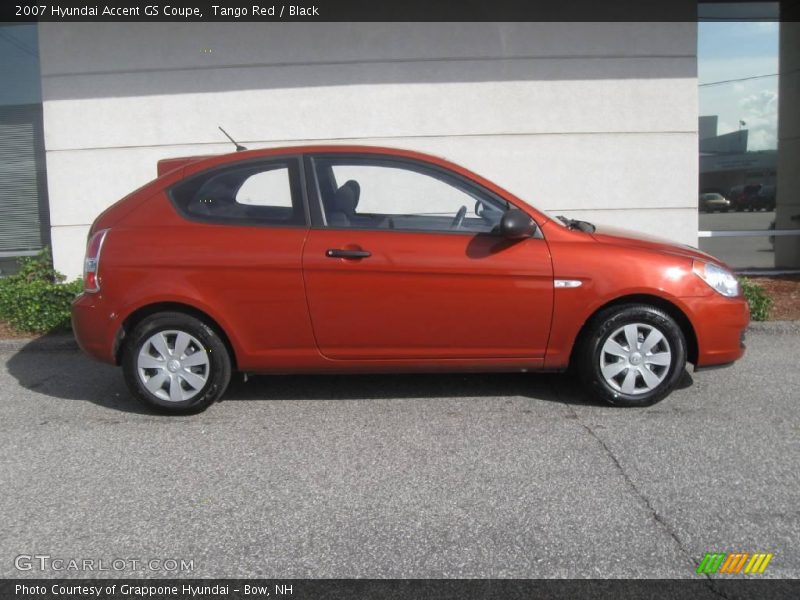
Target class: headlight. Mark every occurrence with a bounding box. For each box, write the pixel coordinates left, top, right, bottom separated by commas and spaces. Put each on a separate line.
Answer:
692, 260, 739, 297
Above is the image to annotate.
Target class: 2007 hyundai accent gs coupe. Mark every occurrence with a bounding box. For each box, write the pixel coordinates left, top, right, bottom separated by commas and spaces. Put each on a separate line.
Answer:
72, 145, 749, 414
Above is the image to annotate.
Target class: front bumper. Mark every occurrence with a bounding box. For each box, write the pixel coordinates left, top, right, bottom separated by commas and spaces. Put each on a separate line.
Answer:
683, 294, 750, 368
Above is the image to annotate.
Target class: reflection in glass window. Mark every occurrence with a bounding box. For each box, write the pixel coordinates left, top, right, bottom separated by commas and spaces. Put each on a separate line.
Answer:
697, 20, 780, 270
0, 24, 49, 268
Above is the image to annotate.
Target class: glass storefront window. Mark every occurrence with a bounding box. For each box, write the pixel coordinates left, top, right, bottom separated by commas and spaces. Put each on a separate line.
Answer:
0, 24, 49, 273
697, 14, 798, 272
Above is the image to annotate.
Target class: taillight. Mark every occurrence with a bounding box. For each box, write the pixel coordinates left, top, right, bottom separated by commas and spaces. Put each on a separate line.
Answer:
83, 229, 109, 293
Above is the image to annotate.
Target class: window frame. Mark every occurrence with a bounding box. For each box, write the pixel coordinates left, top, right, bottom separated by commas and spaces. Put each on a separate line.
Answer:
168, 155, 310, 228
304, 153, 532, 237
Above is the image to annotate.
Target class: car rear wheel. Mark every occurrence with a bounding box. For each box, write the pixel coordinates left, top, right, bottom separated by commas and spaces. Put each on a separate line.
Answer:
122, 312, 231, 414
577, 304, 687, 407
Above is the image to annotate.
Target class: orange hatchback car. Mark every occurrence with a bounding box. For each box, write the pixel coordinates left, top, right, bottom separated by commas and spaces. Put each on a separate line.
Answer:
72, 146, 749, 414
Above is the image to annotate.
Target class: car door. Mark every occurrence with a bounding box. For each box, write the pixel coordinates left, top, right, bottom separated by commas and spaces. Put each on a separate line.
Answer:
301, 154, 554, 361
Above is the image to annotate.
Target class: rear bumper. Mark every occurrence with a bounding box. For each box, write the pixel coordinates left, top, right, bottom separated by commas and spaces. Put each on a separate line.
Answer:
683, 294, 750, 367
71, 292, 120, 364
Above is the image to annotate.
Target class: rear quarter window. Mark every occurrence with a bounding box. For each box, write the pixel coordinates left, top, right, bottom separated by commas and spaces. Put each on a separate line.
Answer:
169, 159, 306, 226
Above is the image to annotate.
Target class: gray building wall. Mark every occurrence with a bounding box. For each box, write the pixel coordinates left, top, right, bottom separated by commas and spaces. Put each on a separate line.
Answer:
699, 115, 717, 140
38, 22, 699, 278
776, 22, 800, 268
700, 130, 748, 154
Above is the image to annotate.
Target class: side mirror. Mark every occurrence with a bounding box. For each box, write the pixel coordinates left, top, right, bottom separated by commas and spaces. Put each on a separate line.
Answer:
499, 209, 537, 239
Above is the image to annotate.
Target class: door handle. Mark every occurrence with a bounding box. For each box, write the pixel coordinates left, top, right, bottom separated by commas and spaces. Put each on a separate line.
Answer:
325, 248, 371, 259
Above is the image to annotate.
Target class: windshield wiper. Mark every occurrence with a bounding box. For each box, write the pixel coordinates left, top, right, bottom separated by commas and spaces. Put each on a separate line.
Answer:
556, 215, 596, 233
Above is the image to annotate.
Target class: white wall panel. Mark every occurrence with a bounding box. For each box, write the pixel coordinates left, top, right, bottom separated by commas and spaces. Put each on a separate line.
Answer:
39, 22, 695, 76
49, 225, 89, 280
41, 65, 695, 150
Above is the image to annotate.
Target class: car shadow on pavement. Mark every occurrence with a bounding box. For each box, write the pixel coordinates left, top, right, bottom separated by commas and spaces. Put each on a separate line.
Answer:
223, 368, 692, 408
5, 335, 154, 415
5, 336, 695, 414
222, 371, 602, 407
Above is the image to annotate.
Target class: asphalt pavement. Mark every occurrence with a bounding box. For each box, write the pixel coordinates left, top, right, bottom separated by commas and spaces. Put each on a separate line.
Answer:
0, 324, 798, 580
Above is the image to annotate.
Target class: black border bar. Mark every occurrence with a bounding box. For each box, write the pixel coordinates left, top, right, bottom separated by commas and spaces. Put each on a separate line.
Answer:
2, 579, 800, 600
3, 0, 703, 23
10, 0, 796, 23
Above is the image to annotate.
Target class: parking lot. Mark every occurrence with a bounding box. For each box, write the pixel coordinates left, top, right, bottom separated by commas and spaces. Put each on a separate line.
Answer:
1, 324, 798, 579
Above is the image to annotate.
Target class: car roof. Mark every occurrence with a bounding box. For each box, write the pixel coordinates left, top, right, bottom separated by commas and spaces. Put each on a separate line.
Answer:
214, 144, 452, 163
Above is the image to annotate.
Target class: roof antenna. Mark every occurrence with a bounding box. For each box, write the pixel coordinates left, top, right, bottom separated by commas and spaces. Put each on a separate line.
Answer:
218, 126, 247, 152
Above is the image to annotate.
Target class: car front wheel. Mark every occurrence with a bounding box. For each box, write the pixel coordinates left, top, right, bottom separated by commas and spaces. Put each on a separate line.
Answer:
122, 312, 232, 414
577, 304, 687, 407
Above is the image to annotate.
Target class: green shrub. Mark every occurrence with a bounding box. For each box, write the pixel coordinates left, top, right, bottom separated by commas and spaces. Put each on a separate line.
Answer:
739, 277, 773, 322
0, 248, 83, 334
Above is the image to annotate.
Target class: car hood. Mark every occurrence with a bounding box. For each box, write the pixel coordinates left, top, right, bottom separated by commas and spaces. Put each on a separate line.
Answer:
590, 225, 720, 264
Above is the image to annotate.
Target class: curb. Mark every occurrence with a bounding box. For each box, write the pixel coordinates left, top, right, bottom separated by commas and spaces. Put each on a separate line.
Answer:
747, 321, 800, 334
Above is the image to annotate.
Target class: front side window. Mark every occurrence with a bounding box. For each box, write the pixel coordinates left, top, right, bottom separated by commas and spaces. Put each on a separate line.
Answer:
312, 157, 509, 234
170, 159, 305, 226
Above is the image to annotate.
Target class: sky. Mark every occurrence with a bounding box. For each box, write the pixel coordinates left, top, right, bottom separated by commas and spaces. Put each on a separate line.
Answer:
698, 21, 780, 151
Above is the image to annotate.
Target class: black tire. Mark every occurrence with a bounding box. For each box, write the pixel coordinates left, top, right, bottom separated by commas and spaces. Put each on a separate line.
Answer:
577, 304, 687, 407
122, 312, 232, 414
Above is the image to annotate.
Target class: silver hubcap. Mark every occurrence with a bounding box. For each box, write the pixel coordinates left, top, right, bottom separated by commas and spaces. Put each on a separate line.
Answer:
137, 330, 210, 402
600, 323, 672, 395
